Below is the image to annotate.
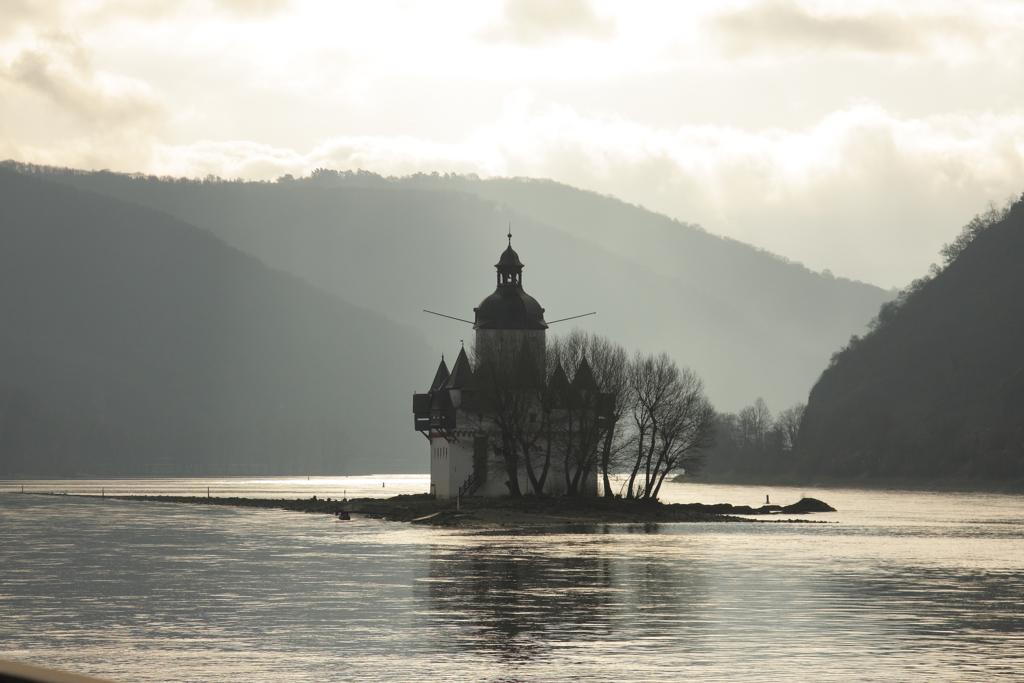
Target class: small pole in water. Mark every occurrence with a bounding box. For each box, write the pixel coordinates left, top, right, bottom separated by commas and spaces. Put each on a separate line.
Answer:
382, 481, 385, 488
766, 494, 770, 505
21, 485, 25, 494
207, 487, 211, 498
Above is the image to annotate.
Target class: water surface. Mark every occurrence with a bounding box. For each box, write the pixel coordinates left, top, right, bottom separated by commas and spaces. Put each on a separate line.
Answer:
1, 478, 1022, 681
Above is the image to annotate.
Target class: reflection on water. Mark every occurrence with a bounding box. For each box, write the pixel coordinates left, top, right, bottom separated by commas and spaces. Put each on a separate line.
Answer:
1, 480, 1023, 681
420, 538, 618, 661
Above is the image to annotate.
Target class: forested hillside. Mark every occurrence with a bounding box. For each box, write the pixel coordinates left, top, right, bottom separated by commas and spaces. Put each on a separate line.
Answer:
798, 198, 1024, 486
0, 170, 427, 477
6, 163, 890, 412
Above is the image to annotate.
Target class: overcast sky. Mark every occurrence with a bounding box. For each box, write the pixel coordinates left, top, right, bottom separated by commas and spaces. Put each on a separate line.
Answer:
2, 0, 1023, 288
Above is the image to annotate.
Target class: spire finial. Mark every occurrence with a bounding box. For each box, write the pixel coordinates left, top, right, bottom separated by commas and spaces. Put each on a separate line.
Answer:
507, 221, 512, 246
460, 339, 465, 349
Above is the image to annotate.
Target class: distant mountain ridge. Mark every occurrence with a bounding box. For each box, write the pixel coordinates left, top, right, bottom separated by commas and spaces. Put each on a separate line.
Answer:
0, 169, 427, 477
797, 196, 1024, 486
4, 162, 891, 413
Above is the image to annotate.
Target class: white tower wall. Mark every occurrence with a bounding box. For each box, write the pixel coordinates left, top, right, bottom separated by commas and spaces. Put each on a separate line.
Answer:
429, 432, 475, 499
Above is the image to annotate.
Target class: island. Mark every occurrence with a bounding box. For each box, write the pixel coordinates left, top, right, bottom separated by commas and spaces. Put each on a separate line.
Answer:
88, 493, 836, 528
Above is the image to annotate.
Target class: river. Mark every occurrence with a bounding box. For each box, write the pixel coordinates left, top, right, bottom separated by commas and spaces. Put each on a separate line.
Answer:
1, 477, 1022, 681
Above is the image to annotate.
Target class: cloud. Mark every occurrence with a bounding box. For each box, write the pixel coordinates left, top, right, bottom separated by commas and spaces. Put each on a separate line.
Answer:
2, 32, 163, 126
0, 1, 56, 38
209, 0, 290, 17
712, 1, 985, 58
482, 0, 614, 45
0, 1, 287, 38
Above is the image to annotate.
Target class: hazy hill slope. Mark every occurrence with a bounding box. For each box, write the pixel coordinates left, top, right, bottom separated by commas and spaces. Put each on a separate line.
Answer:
13, 164, 891, 412
408, 174, 883, 342
798, 197, 1024, 485
0, 170, 427, 477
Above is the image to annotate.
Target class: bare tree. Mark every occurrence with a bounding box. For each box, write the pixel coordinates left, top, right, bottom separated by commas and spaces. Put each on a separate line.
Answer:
475, 335, 595, 497
550, 331, 629, 496
584, 336, 630, 498
774, 403, 806, 453
517, 343, 568, 496
473, 337, 546, 497
473, 333, 708, 500
647, 368, 716, 498
622, 353, 715, 499
624, 354, 715, 499
519, 356, 565, 494
738, 397, 772, 451
625, 352, 677, 499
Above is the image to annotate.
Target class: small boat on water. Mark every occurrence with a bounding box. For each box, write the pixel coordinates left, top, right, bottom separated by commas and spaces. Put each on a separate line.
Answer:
335, 510, 351, 521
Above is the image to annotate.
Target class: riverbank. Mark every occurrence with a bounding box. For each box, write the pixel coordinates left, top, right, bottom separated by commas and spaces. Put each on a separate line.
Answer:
50, 492, 835, 527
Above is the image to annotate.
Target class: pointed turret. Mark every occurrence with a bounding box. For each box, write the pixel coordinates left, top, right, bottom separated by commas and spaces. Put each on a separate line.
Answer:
444, 346, 474, 389
572, 355, 599, 394
547, 361, 571, 407
429, 356, 450, 391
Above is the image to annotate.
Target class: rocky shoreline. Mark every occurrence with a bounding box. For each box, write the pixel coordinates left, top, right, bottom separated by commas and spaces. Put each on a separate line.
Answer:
80, 493, 835, 528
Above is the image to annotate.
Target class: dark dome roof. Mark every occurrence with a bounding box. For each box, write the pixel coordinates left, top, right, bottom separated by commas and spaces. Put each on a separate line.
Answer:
496, 245, 524, 269
474, 286, 547, 330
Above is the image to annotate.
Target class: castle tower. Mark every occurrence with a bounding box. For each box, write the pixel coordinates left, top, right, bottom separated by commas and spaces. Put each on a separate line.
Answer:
415, 231, 602, 499
473, 230, 547, 363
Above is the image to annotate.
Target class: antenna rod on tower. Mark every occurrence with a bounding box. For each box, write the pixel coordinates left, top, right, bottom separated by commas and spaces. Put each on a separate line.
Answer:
547, 311, 597, 325
423, 309, 474, 325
